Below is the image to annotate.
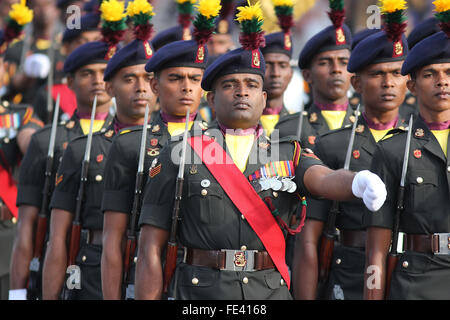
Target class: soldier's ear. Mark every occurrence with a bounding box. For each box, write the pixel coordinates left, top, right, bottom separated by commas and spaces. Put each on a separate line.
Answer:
302, 69, 312, 85
105, 81, 114, 98
406, 78, 417, 96
67, 75, 74, 90
150, 76, 159, 96
262, 90, 267, 108
206, 91, 215, 108
350, 75, 362, 94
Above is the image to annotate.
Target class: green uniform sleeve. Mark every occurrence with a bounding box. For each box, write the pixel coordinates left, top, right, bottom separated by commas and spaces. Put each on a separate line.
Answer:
294, 145, 327, 198
16, 133, 46, 207
49, 140, 81, 214
306, 135, 333, 221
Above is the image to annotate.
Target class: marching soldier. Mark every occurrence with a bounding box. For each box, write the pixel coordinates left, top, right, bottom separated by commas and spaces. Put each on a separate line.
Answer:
363, 1, 450, 300
274, 0, 356, 150
10, 1, 117, 300
134, 1, 387, 300
293, 0, 410, 300
259, 0, 294, 137
41, 0, 127, 300
101, 0, 214, 300
0, 27, 43, 300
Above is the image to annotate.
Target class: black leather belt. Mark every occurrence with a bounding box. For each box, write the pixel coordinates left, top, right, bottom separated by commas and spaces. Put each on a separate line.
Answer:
406, 234, 450, 255
80, 229, 103, 245
184, 248, 275, 271
340, 230, 366, 248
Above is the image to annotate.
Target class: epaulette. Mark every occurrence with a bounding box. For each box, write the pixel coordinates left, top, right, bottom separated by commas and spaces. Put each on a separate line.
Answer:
317, 124, 352, 139
276, 111, 307, 126
381, 127, 407, 141
270, 134, 297, 144
118, 124, 151, 135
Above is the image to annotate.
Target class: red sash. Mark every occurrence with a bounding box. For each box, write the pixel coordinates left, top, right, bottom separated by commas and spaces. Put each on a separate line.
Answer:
0, 165, 18, 218
188, 135, 290, 288
51, 84, 77, 117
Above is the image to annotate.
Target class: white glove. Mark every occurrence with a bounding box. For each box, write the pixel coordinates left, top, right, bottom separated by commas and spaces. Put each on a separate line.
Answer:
352, 170, 387, 212
8, 288, 27, 300
24, 53, 51, 79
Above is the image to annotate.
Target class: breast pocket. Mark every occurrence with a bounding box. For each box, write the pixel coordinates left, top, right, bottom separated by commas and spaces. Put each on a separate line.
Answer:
406, 169, 439, 213
187, 180, 224, 225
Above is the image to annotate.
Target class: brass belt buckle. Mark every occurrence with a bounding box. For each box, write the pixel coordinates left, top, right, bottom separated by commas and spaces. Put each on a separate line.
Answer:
432, 233, 450, 255
220, 249, 258, 271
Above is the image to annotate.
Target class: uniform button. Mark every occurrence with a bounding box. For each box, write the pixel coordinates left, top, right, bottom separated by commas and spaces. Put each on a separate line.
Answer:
447, 166, 450, 173
4, 137, 9, 143
336, 258, 342, 265
82, 256, 87, 262
240, 245, 247, 251
12, 217, 17, 224
272, 192, 278, 198
416, 177, 423, 184
242, 277, 249, 284
134, 257, 138, 263
201, 189, 208, 196
280, 279, 285, 286
402, 261, 408, 268
241, 214, 245, 220
95, 175, 103, 182
191, 277, 199, 285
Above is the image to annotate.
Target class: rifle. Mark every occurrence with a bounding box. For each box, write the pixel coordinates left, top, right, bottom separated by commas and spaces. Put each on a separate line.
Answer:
122, 104, 150, 300
45, 24, 58, 123
385, 114, 413, 299
61, 95, 97, 300
296, 97, 305, 142
163, 108, 191, 296
317, 104, 360, 297
27, 93, 60, 300
289, 98, 305, 228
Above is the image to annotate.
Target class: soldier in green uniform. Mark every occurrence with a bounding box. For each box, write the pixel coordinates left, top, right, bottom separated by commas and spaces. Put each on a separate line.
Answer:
363, 2, 450, 300
100, 3, 212, 299
41, 2, 129, 300
293, 2, 410, 300
0, 29, 44, 301
274, 0, 357, 150
134, 2, 388, 300
10, 13, 117, 300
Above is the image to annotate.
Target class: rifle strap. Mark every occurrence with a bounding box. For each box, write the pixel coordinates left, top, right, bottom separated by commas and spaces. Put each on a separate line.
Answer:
0, 164, 18, 218
188, 135, 290, 289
